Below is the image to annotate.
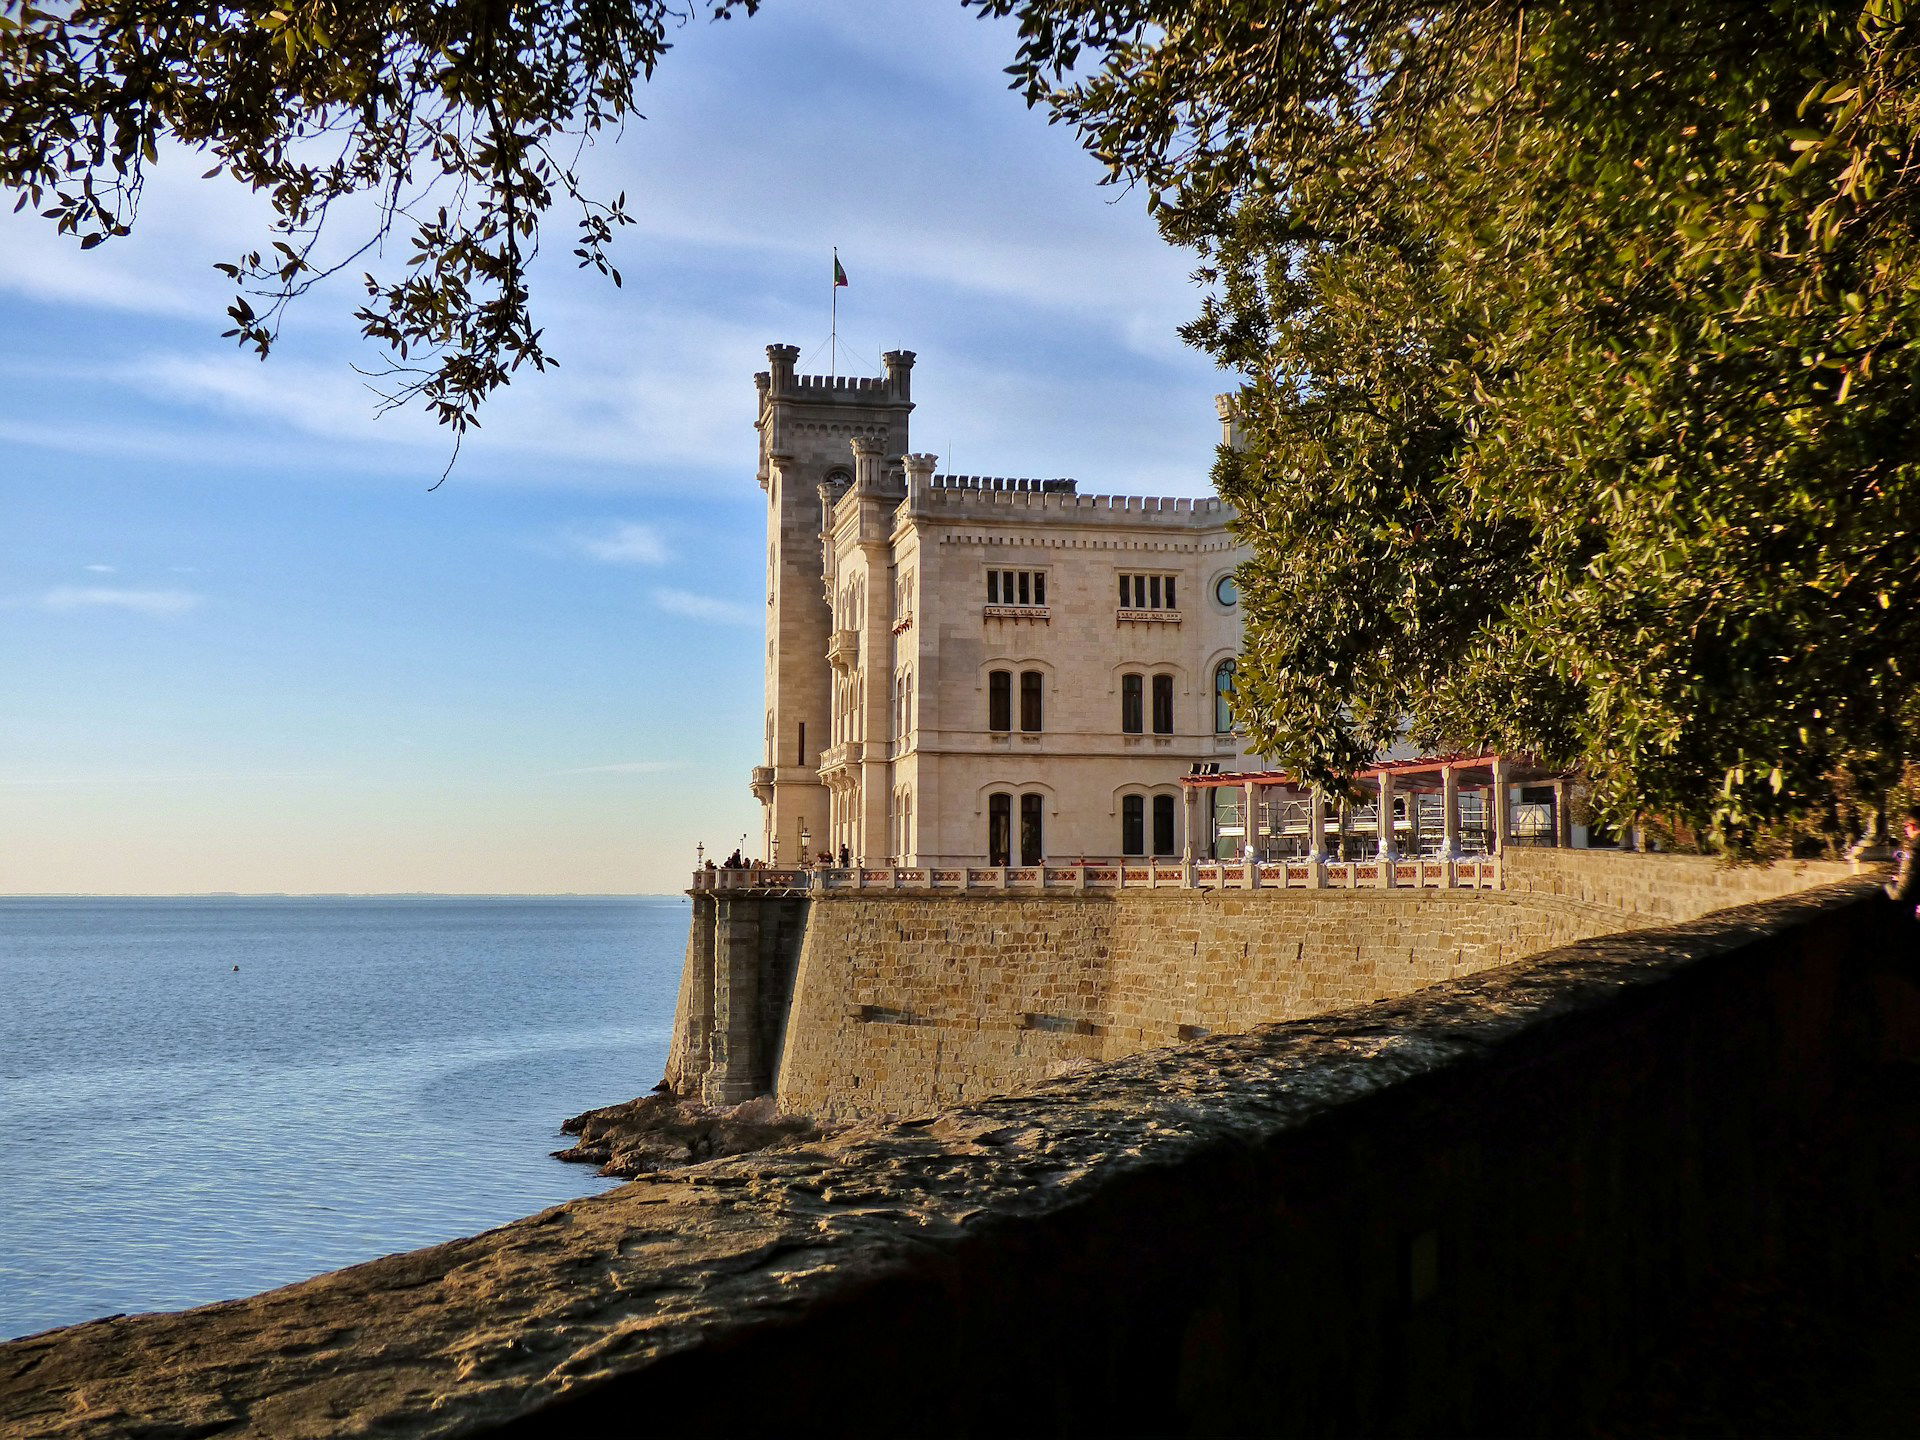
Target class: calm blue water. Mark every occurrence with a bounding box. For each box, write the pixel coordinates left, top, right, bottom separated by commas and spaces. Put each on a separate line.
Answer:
0, 895, 688, 1341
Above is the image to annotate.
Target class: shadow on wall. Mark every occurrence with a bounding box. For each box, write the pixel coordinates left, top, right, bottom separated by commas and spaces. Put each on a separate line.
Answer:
4, 875, 1915, 1438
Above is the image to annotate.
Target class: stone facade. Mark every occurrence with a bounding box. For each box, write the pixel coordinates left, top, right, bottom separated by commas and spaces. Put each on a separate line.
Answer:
752, 343, 1258, 869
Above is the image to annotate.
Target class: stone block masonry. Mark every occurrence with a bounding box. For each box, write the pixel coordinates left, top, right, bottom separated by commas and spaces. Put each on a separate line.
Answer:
756, 850, 1855, 1118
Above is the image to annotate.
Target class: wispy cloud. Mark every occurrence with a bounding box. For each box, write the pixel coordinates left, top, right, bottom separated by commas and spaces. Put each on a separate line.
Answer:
549, 760, 681, 776
83, 563, 117, 573
569, 521, 670, 565
652, 587, 759, 627
38, 586, 202, 617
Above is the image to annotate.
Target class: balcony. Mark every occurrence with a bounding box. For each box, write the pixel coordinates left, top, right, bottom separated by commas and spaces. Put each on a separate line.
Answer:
827, 628, 859, 669
749, 765, 774, 804
1116, 608, 1183, 624
817, 742, 862, 782
983, 604, 1049, 622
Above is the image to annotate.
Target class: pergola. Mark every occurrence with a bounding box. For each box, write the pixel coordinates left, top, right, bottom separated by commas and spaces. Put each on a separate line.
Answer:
1179, 754, 1578, 863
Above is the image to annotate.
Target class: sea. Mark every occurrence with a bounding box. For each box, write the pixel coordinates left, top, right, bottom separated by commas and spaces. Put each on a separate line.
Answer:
0, 895, 688, 1342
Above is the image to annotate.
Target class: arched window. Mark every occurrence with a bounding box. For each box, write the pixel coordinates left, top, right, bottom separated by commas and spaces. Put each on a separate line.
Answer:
988, 670, 1012, 732
1020, 793, 1044, 865
1120, 673, 1144, 734
1020, 670, 1043, 732
1151, 673, 1174, 735
988, 793, 1012, 866
1121, 795, 1145, 856
1153, 794, 1177, 856
1214, 659, 1238, 734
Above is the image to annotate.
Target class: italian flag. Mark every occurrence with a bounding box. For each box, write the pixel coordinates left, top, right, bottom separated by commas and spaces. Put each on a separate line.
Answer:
833, 254, 848, 288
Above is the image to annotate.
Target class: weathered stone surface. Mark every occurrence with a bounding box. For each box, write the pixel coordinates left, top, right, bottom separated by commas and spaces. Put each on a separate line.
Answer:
1, 876, 1898, 1439
552, 1094, 828, 1177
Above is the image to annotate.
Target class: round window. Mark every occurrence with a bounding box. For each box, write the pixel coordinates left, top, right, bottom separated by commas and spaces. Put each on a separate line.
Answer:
1215, 574, 1239, 607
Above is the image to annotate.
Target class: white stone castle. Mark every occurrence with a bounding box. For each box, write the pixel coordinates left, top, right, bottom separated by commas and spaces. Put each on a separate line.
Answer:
751, 343, 1260, 867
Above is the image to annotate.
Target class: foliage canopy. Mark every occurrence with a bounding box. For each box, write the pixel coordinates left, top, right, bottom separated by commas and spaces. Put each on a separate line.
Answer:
6, 0, 1920, 845
981, 0, 1920, 850
1, 0, 753, 451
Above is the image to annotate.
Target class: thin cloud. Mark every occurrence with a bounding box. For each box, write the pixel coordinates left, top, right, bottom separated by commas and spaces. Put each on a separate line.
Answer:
550, 760, 681, 776
39, 586, 202, 617
570, 521, 670, 565
83, 564, 117, 573
652, 587, 759, 627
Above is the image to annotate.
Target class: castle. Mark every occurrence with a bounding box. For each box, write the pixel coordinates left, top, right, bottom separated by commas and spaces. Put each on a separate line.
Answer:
751, 343, 1259, 868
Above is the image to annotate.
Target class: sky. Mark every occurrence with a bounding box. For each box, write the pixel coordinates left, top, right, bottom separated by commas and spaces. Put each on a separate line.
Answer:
0, 0, 1229, 895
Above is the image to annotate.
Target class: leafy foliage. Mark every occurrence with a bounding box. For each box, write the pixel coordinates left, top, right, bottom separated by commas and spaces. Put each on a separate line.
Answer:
977, 0, 1920, 848
1, 0, 753, 466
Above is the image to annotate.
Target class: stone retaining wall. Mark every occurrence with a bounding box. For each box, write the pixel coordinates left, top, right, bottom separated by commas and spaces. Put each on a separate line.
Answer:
771, 851, 1857, 1119
7, 878, 1909, 1438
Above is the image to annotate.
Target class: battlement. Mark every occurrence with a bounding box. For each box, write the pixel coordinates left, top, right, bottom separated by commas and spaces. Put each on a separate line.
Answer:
929, 474, 1078, 494
903, 479, 1232, 527
793, 373, 890, 393
759, 343, 915, 405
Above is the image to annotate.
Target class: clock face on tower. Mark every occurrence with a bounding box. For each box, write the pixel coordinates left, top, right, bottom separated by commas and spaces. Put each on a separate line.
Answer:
1215, 574, 1239, 608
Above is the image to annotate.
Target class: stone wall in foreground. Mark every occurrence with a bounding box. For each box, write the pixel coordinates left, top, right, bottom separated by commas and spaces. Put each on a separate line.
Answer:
772, 851, 1856, 1119
6, 878, 1909, 1439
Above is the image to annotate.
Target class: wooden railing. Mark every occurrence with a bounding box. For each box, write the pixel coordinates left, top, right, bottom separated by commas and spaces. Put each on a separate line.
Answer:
690, 856, 1503, 895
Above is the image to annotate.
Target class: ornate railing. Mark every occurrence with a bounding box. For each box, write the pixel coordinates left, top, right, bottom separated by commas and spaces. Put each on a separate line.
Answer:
690, 856, 1503, 895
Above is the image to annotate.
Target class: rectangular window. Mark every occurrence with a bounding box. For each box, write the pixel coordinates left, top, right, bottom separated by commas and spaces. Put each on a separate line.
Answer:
1153, 794, 1176, 856
1121, 673, 1144, 734
988, 670, 1011, 732
1118, 573, 1180, 612
1020, 670, 1043, 732
1020, 793, 1044, 865
989, 793, 1011, 867
987, 569, 1048, 609
797, 721, 806, 768
1151, 673, 1174, 734
1122, 795, 1145, 856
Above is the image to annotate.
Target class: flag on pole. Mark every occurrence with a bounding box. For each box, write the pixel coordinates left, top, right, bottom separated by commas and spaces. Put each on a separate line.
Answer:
833, 253, 848, 288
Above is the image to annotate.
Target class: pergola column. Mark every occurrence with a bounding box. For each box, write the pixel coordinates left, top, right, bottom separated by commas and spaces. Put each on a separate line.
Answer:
1553, 778, 1574, 848
1442, 764, 1463, 859
1304, 786, 1328, 863
1182, 784, 1198, 863
1242, 779, 1260, 862
1376, 770, 1397, 861
1489, 755, 1510, 855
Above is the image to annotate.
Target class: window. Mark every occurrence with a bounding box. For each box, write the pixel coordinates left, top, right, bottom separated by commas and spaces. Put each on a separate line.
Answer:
986, 569, 1047, 607
1153, 794, 1177, 856
1214, 660, 1237, 734
988, 670, 1012, 732
1020, 670, 1043, 732
1215, 573, 1239, 608
1122, 795, 1145, 856
797, 721, 806, 767
1151, 673, 1174, 734
988, 793, 1011, 866
1020, 793, 1044, 865
1120, 673, 1144, 734
1118, 573, 1179, 611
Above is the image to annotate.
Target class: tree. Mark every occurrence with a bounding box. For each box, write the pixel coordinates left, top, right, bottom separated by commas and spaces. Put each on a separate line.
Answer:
2, 0, 755, 452
982, 0, 1920, 850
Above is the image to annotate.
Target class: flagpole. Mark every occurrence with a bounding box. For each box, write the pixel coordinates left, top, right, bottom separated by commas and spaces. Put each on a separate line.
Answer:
830, 247, 839, 381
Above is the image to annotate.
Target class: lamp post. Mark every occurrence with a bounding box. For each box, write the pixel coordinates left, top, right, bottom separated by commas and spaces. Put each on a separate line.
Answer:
695, 841, 704, 869
799, 822, 811, 865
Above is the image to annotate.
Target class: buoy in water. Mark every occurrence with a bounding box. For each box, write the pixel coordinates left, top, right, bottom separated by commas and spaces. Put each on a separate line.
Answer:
232, 964, 240, 972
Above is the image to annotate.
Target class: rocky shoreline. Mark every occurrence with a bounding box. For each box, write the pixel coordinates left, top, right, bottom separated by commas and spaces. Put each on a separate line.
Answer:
552, 1092, 837, 1178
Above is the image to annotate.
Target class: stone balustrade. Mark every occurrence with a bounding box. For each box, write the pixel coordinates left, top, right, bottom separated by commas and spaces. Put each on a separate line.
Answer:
689, 855, 1504, 895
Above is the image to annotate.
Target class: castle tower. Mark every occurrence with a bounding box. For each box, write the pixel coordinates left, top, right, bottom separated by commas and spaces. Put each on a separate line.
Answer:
752, 343, 914, 865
